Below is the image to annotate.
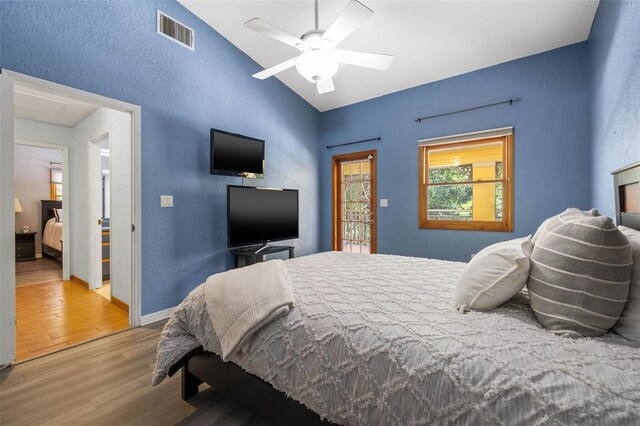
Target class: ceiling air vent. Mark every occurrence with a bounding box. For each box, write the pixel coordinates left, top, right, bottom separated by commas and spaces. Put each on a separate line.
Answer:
157, 11, 194, 50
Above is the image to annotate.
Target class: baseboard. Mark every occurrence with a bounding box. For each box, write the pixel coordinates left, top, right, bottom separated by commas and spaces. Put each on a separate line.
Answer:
111, 295, 129, 313
141, 306, 176, 326
70, 275, 89, 287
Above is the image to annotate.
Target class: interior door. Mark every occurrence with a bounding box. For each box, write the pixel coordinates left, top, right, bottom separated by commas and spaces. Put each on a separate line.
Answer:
88, 134, 108, 290
0, 71, 16, 365
332, 150, 377, 254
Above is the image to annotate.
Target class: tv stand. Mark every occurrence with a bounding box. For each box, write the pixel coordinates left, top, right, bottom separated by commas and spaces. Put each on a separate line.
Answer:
230, 245, 295, 268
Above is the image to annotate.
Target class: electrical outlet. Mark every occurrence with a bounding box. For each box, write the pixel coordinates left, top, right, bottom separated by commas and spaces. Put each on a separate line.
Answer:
380, 199, 389, 207
160, 195, 173, 207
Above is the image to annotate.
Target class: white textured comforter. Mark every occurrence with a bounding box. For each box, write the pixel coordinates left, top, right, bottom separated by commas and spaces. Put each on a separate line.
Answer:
43, 218, 62, 251
153, 252, 640, 425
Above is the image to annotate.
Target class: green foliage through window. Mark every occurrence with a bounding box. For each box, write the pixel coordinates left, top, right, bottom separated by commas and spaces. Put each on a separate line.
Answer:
427, 164, 473, 220
428, 164, 472, 183
426, 162, 504, 221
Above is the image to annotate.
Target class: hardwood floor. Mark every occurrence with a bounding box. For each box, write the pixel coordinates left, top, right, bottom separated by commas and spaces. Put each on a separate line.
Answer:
15, 280, 129, 362
1, 322, 264, 426
15, 256, 62, 286
94, 280, 111, 301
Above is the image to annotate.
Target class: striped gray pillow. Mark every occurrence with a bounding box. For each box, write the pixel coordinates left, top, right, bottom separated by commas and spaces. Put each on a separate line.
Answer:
532, 208, 600, 244
527, 209, 632, 337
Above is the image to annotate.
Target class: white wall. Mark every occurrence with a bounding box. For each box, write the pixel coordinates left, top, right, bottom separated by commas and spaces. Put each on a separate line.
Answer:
14, 119, 72, 256
14, 145, 62, 255
71, 107, 131, 305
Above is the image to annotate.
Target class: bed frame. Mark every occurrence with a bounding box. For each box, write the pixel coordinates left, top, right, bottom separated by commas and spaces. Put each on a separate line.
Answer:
169, 162, 640, 425
169, 348, 331, 425
40, 200, 62, 262
613, 162, 640, 229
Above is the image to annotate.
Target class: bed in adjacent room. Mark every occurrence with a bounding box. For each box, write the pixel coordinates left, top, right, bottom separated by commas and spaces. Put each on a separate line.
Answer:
40, 200, 62, 262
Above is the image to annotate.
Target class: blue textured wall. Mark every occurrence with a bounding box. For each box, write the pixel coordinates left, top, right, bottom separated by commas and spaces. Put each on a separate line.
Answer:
588, 0, 640, 216
0, 1, 321, 315
320, 43, 591, 261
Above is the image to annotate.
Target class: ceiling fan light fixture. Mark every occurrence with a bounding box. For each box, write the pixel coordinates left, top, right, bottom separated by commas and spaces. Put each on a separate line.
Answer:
295, 50, 339, 83
245, 0, 392, 94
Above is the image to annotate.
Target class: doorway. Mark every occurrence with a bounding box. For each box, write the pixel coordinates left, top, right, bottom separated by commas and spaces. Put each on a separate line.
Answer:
332, 150, 377, 254
0, 70, 142, 366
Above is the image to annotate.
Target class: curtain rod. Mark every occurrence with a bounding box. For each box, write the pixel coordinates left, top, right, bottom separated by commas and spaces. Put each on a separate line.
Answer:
326, 137, 381, 150
415, 97, 520, 123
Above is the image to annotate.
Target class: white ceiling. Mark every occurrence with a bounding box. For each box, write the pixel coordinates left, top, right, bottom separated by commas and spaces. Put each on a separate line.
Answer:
14, 83, 99, 127
180, 0, 599, 112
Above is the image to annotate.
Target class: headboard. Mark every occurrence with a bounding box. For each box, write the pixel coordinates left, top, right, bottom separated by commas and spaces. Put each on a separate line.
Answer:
613, 162, 640, 231
41, 199, 62, 236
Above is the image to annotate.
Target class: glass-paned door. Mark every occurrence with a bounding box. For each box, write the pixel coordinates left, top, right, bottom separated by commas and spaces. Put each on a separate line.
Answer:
333, 151, 376, 254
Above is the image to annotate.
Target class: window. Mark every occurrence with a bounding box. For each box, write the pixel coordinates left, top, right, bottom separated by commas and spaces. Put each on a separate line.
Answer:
50, 169, 62, 201
418, 129, 513, 231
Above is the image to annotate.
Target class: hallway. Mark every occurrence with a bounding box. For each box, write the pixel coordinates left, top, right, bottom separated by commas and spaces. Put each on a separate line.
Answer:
15, 275, 128, 362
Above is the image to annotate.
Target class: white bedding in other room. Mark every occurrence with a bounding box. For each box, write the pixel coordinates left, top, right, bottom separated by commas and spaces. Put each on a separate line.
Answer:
43, 218, 62, 251
153, 252, 640, 425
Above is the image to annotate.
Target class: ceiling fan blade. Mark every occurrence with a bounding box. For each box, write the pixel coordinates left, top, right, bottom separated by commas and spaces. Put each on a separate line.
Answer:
322, 0, 373, 46
335, 50, 394, 71
252, 57, 298, 80
244, 18, 303, 49
317, 78, 335, 95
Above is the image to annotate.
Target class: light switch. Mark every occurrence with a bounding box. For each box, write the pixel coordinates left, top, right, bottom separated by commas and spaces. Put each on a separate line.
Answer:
160, 195, 173, 207
380, 199, 388, 207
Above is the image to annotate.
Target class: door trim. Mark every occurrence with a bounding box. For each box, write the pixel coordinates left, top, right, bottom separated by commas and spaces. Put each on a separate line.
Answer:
332, 150, 377, 253
0, 71, 16, 366
1, 69, 142, 340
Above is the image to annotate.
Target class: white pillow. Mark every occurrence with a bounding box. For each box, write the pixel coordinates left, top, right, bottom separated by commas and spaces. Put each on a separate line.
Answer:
455, 236, 532, 312
54, 208, 63, 223
614, 225, 640, 345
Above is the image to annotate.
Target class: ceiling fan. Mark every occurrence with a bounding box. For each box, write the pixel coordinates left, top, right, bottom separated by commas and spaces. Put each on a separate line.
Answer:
244, 0, 394, 95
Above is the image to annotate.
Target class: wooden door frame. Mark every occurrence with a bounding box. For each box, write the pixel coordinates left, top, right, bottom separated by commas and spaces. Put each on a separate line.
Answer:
332, 150, 377, 253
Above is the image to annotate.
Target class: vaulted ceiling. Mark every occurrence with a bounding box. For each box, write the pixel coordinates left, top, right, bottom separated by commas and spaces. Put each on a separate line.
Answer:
181, 0, 599, 112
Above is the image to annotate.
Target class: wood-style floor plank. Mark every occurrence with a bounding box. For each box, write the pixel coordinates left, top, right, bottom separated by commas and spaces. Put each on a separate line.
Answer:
15, 256, 62, 286
15, 279, 129, 362
0, 322, 264, 426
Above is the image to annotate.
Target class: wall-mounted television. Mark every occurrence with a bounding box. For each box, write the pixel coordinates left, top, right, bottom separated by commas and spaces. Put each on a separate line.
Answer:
210, 129, 264, 178
227, 185, 299, 248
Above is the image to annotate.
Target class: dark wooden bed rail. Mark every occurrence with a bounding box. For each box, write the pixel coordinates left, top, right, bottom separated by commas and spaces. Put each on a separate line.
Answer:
170, 348, 333, 426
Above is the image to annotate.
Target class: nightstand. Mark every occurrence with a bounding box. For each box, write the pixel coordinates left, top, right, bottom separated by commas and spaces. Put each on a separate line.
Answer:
16, 232, 37, 262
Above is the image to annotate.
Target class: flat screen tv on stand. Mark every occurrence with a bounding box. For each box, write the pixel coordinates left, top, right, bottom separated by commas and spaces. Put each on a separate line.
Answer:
227, 185, 299, 258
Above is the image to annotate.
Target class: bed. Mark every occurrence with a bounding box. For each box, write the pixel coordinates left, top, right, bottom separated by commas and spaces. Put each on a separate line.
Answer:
154, 164, 640, 425
40, 200, 62, 262
154, 251, 640, 425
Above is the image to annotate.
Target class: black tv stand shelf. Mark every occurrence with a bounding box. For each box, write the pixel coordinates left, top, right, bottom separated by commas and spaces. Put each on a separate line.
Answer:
230, 245, 295, 268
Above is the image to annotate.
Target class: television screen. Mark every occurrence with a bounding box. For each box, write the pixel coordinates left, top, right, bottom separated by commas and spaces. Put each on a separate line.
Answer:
227, 185, 299, 248
210, 129, 264, 178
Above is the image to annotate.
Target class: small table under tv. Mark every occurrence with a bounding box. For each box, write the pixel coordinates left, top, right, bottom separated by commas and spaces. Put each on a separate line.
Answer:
230, 245, 295, 268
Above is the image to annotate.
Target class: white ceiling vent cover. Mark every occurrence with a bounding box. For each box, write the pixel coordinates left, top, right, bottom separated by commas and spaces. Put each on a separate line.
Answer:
157, 11, 194, 50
